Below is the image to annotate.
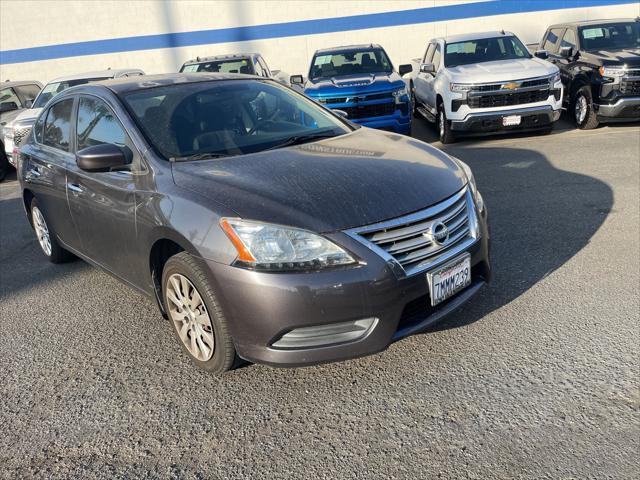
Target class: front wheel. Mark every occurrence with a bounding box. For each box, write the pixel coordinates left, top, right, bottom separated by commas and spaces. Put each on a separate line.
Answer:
573, 86, 599, 130
162, 252, 237, 373
437, 104, 456, 144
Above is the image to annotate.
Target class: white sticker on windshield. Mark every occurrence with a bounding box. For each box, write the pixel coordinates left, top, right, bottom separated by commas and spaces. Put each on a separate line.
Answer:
314, 55, 332, 65
182, 64, 199, 72
582, 28, 604, 39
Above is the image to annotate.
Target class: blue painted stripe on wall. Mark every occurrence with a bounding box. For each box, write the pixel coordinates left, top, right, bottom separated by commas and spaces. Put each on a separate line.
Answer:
0, 0, 635, 65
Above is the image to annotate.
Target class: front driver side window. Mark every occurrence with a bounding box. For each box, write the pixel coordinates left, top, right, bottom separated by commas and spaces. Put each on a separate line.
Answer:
76, 96, 137, 167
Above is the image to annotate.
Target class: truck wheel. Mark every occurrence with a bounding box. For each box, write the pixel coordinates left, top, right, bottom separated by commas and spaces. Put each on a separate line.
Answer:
162, 252, 237, 374
573, 86, 599, 130
437, 104, 456, 144
30, 198, 75, 263
0, 150, 8, 182
411, 85, 419, 118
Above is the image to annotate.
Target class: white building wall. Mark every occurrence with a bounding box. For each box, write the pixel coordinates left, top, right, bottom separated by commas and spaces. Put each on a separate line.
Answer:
0, 0, 638, 83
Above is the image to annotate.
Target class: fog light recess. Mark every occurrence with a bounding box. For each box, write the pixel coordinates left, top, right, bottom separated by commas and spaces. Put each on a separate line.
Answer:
271, 318, 378, 349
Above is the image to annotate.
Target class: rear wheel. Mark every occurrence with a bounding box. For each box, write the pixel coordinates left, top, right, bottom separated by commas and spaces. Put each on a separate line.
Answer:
573, 86, 599, 130
162, 252, 237, 373
30, 198, 75, 263
437, 103, 456, 144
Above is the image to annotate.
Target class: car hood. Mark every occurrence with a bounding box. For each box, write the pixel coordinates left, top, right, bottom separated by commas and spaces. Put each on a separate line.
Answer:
171, 128, 466, 233
580, 48, 640, 67
304, 71, 405, 97
9, 107, 42, 126
447, 58, 555, 83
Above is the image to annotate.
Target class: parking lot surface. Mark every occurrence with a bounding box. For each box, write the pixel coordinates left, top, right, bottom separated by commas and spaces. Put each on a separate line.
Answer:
1, 117, 638, 479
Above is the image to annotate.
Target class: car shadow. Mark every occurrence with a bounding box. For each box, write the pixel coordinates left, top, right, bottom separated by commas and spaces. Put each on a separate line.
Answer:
415, 142, 613, 332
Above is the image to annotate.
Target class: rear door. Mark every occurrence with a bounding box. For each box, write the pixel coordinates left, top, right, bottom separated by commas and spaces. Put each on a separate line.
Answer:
21, 96, 81, 249
66, 94, 145, 284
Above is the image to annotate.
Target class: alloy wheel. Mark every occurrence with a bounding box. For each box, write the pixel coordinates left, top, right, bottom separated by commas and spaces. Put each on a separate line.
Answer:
32, 206, 52, 256
439, 110, 445, 138
166, 273, 215, 361
575, 95, 587, 124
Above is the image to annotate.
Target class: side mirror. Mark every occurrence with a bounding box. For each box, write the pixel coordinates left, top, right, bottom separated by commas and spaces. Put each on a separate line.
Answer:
559, 46, 573, 58
76, 143, 127, 172
290, 74, 304, 85
420, 63, 435, 75
332, 109, 348, 118
398, 64, 413, 76
0, 101, 18, 113
534, 49, 550, 60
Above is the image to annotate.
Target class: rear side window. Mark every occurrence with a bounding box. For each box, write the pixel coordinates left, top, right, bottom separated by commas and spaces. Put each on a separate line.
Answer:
543, 28, 564, 52
43, 98, 74, 152
561, 29, 577, 49
76, 97, 127, 150
15, 84, 41, 103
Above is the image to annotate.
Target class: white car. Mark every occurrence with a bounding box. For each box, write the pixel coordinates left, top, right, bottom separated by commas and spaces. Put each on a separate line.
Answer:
407, 31, 563, 143
3, 68, 144, 165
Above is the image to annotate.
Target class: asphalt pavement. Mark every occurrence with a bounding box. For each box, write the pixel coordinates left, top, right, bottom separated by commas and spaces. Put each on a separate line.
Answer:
1, 116, 639, 479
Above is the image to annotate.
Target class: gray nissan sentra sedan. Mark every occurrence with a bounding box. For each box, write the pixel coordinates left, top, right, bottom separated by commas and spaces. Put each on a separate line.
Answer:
17, 73, 490, 373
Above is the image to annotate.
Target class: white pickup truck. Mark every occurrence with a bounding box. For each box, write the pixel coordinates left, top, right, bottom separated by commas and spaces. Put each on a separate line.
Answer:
406, 31, 563, 143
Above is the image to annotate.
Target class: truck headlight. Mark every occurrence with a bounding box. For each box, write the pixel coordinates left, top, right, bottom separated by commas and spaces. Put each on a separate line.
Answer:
450, 83, 473, 93
392, 86, 409, 103
599, 66, 626, 78
220, 219, 357, 271
3, 125, 14, 141
549, 72, 561, 85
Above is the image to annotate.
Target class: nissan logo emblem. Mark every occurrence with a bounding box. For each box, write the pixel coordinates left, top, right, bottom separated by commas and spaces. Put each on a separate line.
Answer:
430, 222, 449, 245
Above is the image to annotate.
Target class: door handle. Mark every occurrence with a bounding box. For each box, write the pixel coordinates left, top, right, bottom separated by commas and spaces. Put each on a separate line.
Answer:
28, 167, 41, 177
67, 183, 84, 194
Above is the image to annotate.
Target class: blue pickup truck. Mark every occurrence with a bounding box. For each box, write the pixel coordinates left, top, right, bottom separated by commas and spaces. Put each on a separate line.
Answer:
291, 44, 413, 134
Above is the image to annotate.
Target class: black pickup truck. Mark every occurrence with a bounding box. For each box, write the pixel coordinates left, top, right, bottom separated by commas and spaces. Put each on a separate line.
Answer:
535, 18, 639, 129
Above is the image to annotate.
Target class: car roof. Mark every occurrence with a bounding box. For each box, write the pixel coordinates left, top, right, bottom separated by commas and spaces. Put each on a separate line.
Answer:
547, 18, 637, 29
314, 44, 383, 55
439, 31, 515, 43
47, 68, 144, 83
1, 80, 43, 89
182, 53, 257, 65
80, 73, 264, 95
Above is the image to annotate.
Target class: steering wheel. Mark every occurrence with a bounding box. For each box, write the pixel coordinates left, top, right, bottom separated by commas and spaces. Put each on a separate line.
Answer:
247, 119, 276, 135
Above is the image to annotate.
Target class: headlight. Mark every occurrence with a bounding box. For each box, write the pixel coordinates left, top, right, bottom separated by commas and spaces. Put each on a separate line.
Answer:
458, 160, 484, 212
450, 83, 473, 93
599, 66, 626, 78
220, 218, 357, 271
3, 125, 14, 140
549, 72, 561, 85
392, 86, 408, 103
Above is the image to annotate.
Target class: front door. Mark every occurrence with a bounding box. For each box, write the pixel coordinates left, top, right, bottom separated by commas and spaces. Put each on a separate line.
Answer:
66, 95, 144, 283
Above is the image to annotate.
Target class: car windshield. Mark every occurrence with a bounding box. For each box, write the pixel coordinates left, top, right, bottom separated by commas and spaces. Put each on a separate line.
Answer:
33, 77, 109, 109
444, 36, 531, 67
181, 59, 254, 74
309, 49, 393, 80
122, 79, 351, 160
579, 22, 640, 51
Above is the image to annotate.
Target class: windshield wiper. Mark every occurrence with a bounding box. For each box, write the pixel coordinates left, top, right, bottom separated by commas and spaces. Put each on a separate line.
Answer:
169, 152, 231, 162
264, 133, 338, 151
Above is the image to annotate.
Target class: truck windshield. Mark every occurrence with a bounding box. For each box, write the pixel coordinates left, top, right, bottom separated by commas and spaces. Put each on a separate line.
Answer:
33, 78, 108, 109
309, 49, 393, 80
122, 80, 350, 160
444, 36, 531, 68
579, 22, 639, 51
181, 59, 254, 74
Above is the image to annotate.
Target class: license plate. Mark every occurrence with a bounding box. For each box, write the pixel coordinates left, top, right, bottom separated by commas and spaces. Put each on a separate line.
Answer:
503, 115, 521, 126
427, 254, 471, 306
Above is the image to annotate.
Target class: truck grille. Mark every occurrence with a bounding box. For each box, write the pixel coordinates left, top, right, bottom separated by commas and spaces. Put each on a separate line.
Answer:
620, 77, 640, 96
468, 89, 550, 109
13, 125, 32, 147
473, 77, 550, 92
340, 102, 396, 119
323, 92, 394, 104
345, 187, 478, 277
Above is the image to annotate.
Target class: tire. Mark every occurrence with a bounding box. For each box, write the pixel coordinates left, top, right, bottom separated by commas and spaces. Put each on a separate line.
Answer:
162, 252, 237, 373
30, 198, 75, 263
410, 84, 419, 118
0, 150, 8, 182
572, 85, 599, 130
437, 102, 456, 144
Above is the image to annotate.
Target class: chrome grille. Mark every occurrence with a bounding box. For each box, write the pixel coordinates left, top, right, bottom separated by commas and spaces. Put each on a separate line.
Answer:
345, 187, 478, 277
13, 125, 32, 147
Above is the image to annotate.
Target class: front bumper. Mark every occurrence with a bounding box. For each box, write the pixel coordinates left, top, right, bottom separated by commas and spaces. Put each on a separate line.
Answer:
353, 111, 412, 135
595, 96, 640, 121
451, 105, 561, 133
204, 206, 490, 367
